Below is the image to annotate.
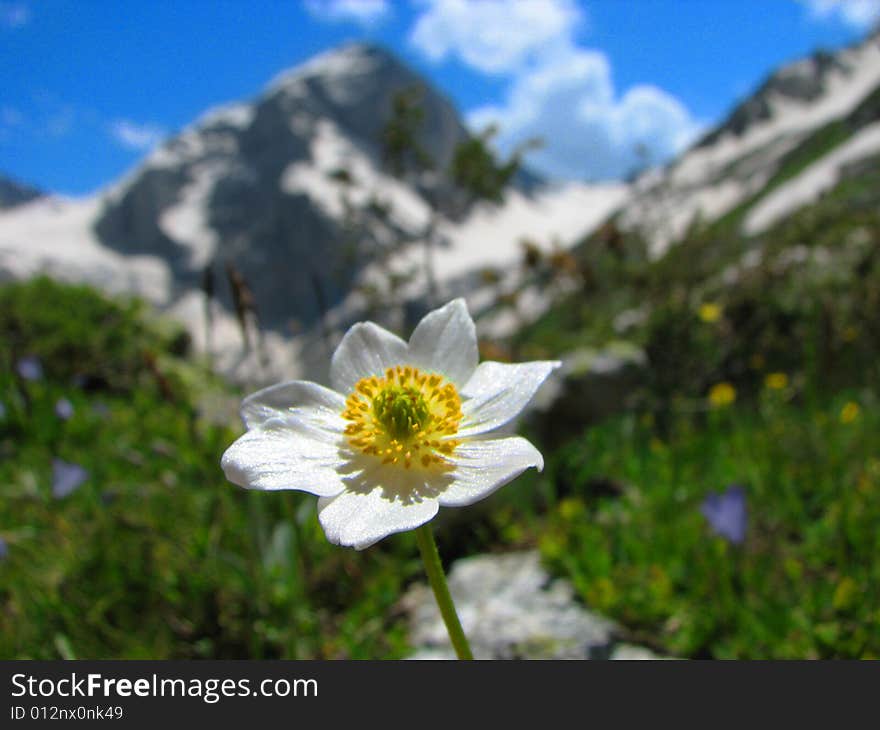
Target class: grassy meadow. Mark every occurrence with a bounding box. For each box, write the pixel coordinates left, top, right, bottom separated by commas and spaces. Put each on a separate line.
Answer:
2, 157, 879, 659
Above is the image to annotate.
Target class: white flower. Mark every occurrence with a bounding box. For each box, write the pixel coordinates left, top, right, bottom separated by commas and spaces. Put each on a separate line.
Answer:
221, 299, 559, 550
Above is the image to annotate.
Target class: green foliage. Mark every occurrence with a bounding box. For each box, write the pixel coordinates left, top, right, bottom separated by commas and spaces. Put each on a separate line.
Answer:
0, 276, 189, 393
381, 86, 434, 178
0, 279, 418, 659
450, 124, 537, 205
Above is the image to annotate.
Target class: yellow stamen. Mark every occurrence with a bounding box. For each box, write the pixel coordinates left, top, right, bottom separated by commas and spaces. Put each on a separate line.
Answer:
342, 365, 463, 470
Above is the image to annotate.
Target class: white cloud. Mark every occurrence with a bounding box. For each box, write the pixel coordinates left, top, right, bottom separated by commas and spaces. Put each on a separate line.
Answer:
798, 0, 880, 28
468, 47, 703, 181
409, 0, 582, 74
109, 119, 166, 151
0, 1, 29, 28
409, 0, 700, 180
305, 0, 390, 26
409, 0, 701, 180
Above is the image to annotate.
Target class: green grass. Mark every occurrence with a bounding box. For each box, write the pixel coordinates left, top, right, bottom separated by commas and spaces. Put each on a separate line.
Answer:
3, 156, 880, 666
503, 157, 880, 659
540, 390, 880, 658
0, 278, 422, 659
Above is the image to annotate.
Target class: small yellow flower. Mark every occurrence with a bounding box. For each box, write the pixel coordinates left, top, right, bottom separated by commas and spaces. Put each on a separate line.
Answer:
764, 372, 788, 390
708, 382, 736, 409
840, 401, 860, 424
842, 325, 859, 342
558, 497, 585, 521
833, 576, 857, 611
589, 576, 617, 610
699, 302, 722, 323
539, 534, 566, 560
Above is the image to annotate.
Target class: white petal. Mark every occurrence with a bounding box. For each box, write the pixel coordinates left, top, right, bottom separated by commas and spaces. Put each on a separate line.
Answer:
438, 436, 544, 507
330, 322, 408, 394
221, 417, 347, 497
318, 486, 439, 550
459, 360, 560, 437
241, 380, 347, 431
407, 298, 478, 387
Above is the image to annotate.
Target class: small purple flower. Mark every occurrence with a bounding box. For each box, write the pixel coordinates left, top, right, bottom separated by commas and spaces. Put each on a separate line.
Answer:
0, 537, 7, 560
52, 459, 88, 499
0, 401, 6, 419
55, 398, 74, 420
16, 355, 43, 381
701, 484, 747, 545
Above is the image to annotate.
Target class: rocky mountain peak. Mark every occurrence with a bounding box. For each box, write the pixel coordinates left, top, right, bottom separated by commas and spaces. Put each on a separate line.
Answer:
697, 44, 858, 149
92, 43, 470, 332
0, 174, 42, 210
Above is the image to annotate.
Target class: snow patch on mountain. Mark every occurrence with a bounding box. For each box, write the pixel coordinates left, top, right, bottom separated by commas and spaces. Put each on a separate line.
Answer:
432, 182, 627, 281
158, 162, 226, 269
0, 174, 619, 384
0, 197, 171, 303
280, 118, 431, 231
268, 43, 382, 98
197, 102, 255, 131
326, 181, 627, 338
744, 120, 880, 234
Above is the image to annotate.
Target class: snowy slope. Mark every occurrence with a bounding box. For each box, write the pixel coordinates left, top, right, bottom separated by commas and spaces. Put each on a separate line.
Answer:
0, 196, 169, 302
743, 120, 880, 234
617, 29, 880, 255
324, 181, 627, 336
0, 177, 622, 382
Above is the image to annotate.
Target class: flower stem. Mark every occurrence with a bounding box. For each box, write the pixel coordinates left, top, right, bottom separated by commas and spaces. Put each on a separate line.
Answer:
414, 524, 473, 660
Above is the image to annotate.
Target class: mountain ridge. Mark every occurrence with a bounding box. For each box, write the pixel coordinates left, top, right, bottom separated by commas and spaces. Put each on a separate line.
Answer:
614, 27, 880, 255
0, 174, 42, 210
0, 42, 623, 382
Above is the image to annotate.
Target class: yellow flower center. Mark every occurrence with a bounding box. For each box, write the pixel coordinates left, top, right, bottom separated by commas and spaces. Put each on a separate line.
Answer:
342, 366, 462, 469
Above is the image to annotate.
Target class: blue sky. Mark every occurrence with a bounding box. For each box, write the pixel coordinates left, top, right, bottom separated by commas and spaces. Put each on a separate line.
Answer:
1, 0, 878, 194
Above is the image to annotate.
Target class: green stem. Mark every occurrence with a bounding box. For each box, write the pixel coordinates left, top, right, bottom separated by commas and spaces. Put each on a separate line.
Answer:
415, 524, 473, 660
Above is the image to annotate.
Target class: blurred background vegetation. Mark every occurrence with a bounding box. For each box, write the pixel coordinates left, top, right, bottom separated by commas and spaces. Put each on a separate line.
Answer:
2, 148, 879, 658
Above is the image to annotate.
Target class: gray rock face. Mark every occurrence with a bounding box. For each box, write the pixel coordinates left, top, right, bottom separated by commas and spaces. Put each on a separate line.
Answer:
0, 174, 41, 209
93, 43, 472, 331
403, 550, 663, 660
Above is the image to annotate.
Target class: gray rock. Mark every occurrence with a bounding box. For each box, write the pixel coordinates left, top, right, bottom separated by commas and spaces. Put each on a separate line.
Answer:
609, 644, 662, 660
403, 550, 664, 660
